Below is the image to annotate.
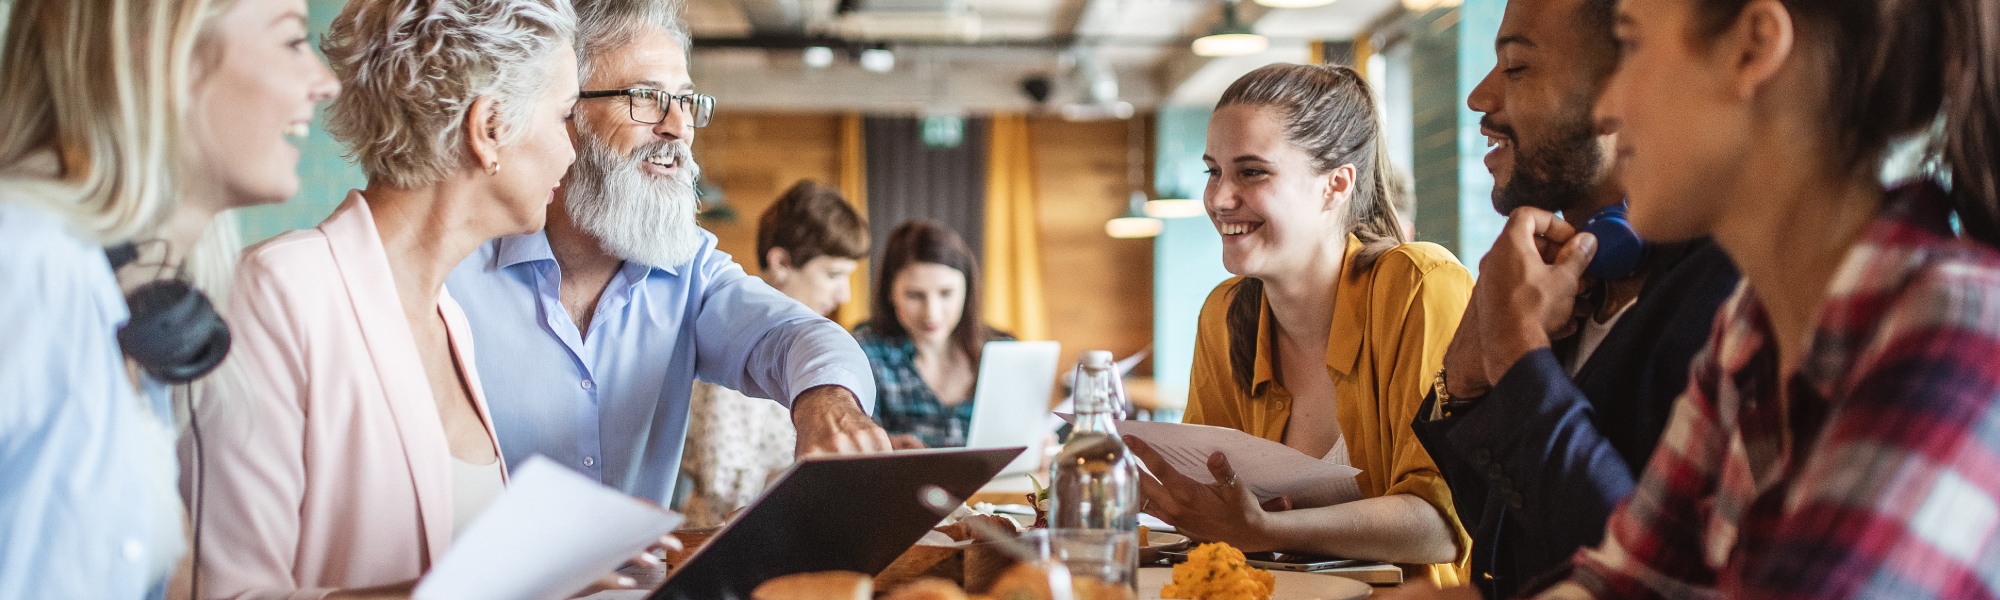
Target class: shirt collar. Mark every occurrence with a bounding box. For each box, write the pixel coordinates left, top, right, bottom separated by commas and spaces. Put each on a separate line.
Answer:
492, 230, 682, 278
495, 230, 555, 268
1249, 233, 1368, 391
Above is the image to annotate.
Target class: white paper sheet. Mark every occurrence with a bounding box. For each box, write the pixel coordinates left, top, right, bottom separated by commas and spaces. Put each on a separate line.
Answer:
1110, 419, 1364, 506
414, 456, 685, 600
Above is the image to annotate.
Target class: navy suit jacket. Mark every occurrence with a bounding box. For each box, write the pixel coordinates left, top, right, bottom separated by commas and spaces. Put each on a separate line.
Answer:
1412, 240, 1739, 599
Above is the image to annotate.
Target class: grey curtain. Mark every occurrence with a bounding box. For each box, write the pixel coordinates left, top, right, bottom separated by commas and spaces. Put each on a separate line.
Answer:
863, 116, 990, 275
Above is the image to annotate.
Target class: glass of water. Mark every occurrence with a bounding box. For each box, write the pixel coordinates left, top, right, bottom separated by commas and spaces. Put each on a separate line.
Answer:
1019, 529, 1139, 600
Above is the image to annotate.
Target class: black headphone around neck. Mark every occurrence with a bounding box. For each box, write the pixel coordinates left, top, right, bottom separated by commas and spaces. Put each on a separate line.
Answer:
106, 242, 231, 384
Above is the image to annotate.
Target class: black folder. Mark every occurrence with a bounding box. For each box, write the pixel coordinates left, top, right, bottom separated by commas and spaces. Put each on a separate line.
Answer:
648, 446, 1025, 600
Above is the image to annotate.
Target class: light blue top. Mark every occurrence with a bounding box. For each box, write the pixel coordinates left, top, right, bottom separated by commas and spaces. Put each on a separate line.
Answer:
447, 228, 875, 505
0, 200, 183, 600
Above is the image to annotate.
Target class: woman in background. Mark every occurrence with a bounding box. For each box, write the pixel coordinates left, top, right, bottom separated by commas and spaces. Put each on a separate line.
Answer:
188, 0, 587, 597
853, 220, 1011, 449
1132, 63, 1471, 586
681, 179, 871, 526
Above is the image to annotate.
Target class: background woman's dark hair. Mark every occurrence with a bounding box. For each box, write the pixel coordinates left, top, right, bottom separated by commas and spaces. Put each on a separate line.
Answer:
756, 179, 870, 270
1216, 63, 1409, 394
1691, 0, 2000, 245
872, 219, 997, 366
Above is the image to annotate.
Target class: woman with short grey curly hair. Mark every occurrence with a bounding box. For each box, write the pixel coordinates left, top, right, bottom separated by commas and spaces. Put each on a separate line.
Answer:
186, 0, 612, 598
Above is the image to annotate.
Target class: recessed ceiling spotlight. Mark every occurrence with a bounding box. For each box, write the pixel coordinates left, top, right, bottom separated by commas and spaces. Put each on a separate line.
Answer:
803, 46, 835, 69
859, 48, 895, 73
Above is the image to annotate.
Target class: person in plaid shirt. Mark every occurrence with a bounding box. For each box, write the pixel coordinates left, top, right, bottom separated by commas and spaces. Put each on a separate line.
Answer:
1385, 0, 2000, 596
852, 220, 1013, 449
1519, 0, 2000, 596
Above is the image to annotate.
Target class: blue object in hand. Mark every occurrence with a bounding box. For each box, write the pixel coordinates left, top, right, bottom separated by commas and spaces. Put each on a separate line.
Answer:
1582, 203, 1646, 280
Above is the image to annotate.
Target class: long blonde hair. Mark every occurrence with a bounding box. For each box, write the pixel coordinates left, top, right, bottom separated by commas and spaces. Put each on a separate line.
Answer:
0, 0, 227, 244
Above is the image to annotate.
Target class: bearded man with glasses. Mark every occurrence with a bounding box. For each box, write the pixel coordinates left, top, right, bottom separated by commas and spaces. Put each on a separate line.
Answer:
447, 0, 892, 509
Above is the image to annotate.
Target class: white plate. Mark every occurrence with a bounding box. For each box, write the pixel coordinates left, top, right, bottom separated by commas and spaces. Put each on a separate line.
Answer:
1143, 532, 1189, 550
1137, 567, 1371, 600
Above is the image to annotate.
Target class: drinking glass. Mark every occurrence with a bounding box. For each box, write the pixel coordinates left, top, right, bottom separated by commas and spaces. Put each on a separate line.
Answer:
1019, 529, 1138, 600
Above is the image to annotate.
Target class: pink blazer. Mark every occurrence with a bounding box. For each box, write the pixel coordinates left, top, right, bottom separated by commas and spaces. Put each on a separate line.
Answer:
188, 192, 505, 600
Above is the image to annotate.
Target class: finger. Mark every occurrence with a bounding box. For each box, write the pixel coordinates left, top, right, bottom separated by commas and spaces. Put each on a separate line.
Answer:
1504, 206, 1569, 240
1125, 437, 1194, 487
1553, 231, 1598, 280
624, 550, 663, 570
1205, 451, 1236, 492
579, 572, 638, 596
650, 534, 683, 553
863, 427, 894, 452
1206, 452, 1258, 508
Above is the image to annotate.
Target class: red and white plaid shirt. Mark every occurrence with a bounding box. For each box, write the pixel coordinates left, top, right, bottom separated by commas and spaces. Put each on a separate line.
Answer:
1543, 181, 2000, 600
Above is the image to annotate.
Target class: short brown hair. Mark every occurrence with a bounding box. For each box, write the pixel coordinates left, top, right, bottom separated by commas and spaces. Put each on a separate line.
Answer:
756, 180, 870, 270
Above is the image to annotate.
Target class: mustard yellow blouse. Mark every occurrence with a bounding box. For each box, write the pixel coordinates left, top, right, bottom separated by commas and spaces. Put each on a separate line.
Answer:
1184, 235, 1473, 586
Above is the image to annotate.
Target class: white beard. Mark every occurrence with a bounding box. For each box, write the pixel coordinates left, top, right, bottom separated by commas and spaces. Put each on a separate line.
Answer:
562, 132, 704, 269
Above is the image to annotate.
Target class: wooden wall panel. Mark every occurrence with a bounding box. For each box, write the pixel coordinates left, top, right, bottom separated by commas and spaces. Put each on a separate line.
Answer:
694, 113, 846, 274
1029, 117, 1155, 375
698, 113, 1154, 378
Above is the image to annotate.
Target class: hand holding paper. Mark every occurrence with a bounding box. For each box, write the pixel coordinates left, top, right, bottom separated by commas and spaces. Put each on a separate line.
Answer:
414, 456, 685, 600
1114, 419, 1362, 507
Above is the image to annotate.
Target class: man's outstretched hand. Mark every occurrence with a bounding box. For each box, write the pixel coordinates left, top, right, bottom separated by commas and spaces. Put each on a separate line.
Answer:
791, 385, 893, 457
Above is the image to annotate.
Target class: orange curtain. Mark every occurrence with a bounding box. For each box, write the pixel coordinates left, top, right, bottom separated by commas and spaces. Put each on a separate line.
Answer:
835, 113, 871, 330
982, 114, 1048, 341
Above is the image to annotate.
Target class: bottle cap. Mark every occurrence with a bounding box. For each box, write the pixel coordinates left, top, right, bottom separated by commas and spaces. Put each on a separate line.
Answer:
1082, 350, 1114, 368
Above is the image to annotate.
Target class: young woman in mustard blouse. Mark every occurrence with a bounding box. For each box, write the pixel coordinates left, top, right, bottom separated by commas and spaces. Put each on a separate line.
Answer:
1129, 64, 1473, 587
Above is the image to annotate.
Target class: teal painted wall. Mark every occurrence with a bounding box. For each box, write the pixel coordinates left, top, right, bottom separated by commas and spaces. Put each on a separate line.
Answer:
1150, 106, 1232, 418
1456, 0, 1506, 272
1406, 3, 1505, 275
238, 0, 367, 244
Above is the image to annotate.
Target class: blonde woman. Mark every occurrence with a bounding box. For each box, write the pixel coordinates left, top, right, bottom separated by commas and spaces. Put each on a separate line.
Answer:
0, 0, 332, 595
187, 0, 587, 598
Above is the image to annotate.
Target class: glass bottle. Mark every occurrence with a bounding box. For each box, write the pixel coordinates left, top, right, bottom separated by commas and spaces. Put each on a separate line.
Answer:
1051, 350, 1140, 530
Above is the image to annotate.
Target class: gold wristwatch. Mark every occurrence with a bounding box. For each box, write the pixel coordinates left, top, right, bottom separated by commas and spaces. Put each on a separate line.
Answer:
1432, 368, 1477, 419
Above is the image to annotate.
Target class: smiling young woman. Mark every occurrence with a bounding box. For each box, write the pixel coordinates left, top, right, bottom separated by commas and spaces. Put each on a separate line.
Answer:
1131, 63, 1474, 587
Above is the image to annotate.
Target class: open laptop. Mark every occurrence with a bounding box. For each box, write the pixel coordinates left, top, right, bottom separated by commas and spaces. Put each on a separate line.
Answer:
648, 447, 1023, 600
963, 340, 1062, 475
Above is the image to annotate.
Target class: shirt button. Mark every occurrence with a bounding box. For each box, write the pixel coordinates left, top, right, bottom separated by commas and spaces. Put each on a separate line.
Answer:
581, 379, 594, 390
583, 456, 596, 467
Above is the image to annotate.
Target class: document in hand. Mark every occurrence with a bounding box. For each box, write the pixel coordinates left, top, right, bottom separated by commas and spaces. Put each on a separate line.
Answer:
414, 456, 684, 600
1117, 419, 1363, 506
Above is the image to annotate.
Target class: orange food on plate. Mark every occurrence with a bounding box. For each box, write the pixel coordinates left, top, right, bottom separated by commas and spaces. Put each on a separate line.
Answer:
1158, 542, 1275, 600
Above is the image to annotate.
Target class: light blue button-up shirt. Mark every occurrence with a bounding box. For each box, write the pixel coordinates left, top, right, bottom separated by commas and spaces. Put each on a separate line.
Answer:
0, 200, 183, 600
447, 228, 875, 504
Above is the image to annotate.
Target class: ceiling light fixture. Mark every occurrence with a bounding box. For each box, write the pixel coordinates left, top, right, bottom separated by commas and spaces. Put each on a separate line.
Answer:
1107, 191, 1165, 238
802, 46, 835, 69
859, 48, 895, 73
1255, 0, 1336, 6
1193, 1, 1269, 57
1143, 198, 1206, 219
1108, 120, 1164, 239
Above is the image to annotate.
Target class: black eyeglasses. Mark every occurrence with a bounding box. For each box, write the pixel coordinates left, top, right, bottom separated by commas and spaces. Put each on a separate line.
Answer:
578, 89, 715, 127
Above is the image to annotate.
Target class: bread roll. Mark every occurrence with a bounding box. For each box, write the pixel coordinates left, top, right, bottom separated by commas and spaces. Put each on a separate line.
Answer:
751, 571, 873, 600
884, 577, 971, 600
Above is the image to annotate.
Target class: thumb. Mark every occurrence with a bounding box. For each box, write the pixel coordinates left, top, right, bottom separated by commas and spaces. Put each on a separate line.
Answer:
1554, 231, 1597, 278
